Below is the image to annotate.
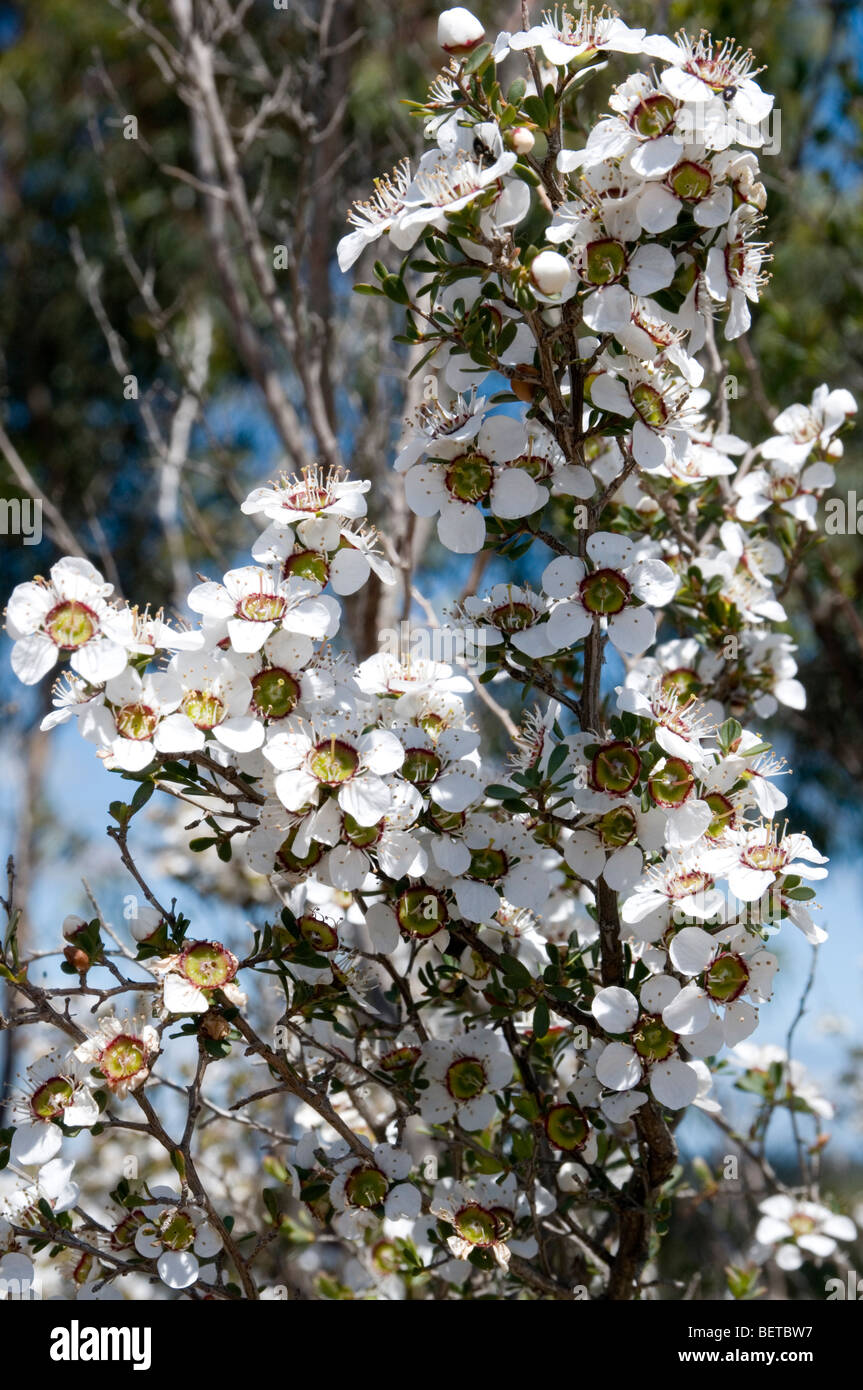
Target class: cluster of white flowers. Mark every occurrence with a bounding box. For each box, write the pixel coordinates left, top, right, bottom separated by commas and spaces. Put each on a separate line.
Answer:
2, 3, 858, 1301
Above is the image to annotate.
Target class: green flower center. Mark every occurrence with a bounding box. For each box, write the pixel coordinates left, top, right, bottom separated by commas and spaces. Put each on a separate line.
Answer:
310, 738, 359, 784
591, 741, 641, 794
446, 1056, 486, 1101
546, 1103, 589, 1151
287, 485, 330, 513
788, 1212, 817, 1237
668, 159, 712, 202
345, 1166, 388, 1209
344, 813, 382, 847
596, 805, 637, 848
180, 941, 235, 989
283, 550, 329, 586
631, 382, 668, 428
584, 238, 626, 286
45, 600, 97, 650
100, 1034, 147, 1082
726, 245, 748, 282
276, 828, 325, 872
630, 94, 677, 138
298, 914, 339, 952
468, 847, 508, 881
769, 475, 798, 502
490, 600, 537, 634
705, 951, 749, 1003
429, 803, 466, 834
743, 844, 786, 871
31, 1076, 74, 1120
454, 1204, 497, 1246
401, 748, 442, 786
251, 667, 300, 720
114, 703, 158, 741
157, 1210, 196, 1252
580, 567, 630, 616
444, 452, 493, 503
513, 450, 550, 480
660, 667, 702, 701
236, 592, 286, 623
705, 792, 735, 839
648, 756, 694, 807
380, 1045, 420, 1074
372, 1239, 400, 1273
633, 1014, 677, 1062
666, 868, 712, 900
397, 887, 448, 938
181, 689, 225, 730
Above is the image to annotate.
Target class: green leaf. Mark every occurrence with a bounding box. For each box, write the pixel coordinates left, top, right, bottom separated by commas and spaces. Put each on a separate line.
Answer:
522, 95, 548, 127
547, 743, 569, 777
532, 1001, 550, 1038
463, 41, 493, 73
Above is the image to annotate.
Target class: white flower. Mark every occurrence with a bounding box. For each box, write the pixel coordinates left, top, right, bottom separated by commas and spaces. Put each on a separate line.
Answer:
338, 158, 413, 271
79, 667, 182, 771
251, 516, 395, 596
0, 1158, 80, 1224
760, 385, 857, 465
188, 564, 336, 654
148, 939, 246, 1015
618, 674, 716, 764
707, 824, 828, 904
704, 205, 770, 339
621, 852, 725, 930
264, 714, 405, 826
73, 1014, 160, 1098
658, 31, 774, 131
226, 629, 316, 727
661, 926, 778, 1049
460, 582, 556, 659
419, 1030, 511, 1130
355, 651, 472, 701
242, 466, 370, 526
330, 1143, 419, 1236
134, 1189, 222, 1290
509, 6, 653, 67
155, 650, 263, 755
403, 412, 548, 553
396, 149, 518, 245
592, 981, 703, 1109
589, 361, 695, 470
543, 532, 678, 657
10, 1053, 99, 1166
430, 1173, 523, 1268
734, 455, 835, 530
440, 812, 556, 921
6, 557, 133, 687
756, 1195, 855, 1271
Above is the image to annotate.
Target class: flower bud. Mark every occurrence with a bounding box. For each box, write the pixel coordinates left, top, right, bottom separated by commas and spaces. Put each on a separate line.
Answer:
826, 438, 844, 460
200, 1010, 230, 1041
128, 905, 166, 944
510, 126, 535, 156
438, 7, 485, 56
530, 249, 571, 297
62, 913, 87, 941
64, 944, 90, 974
